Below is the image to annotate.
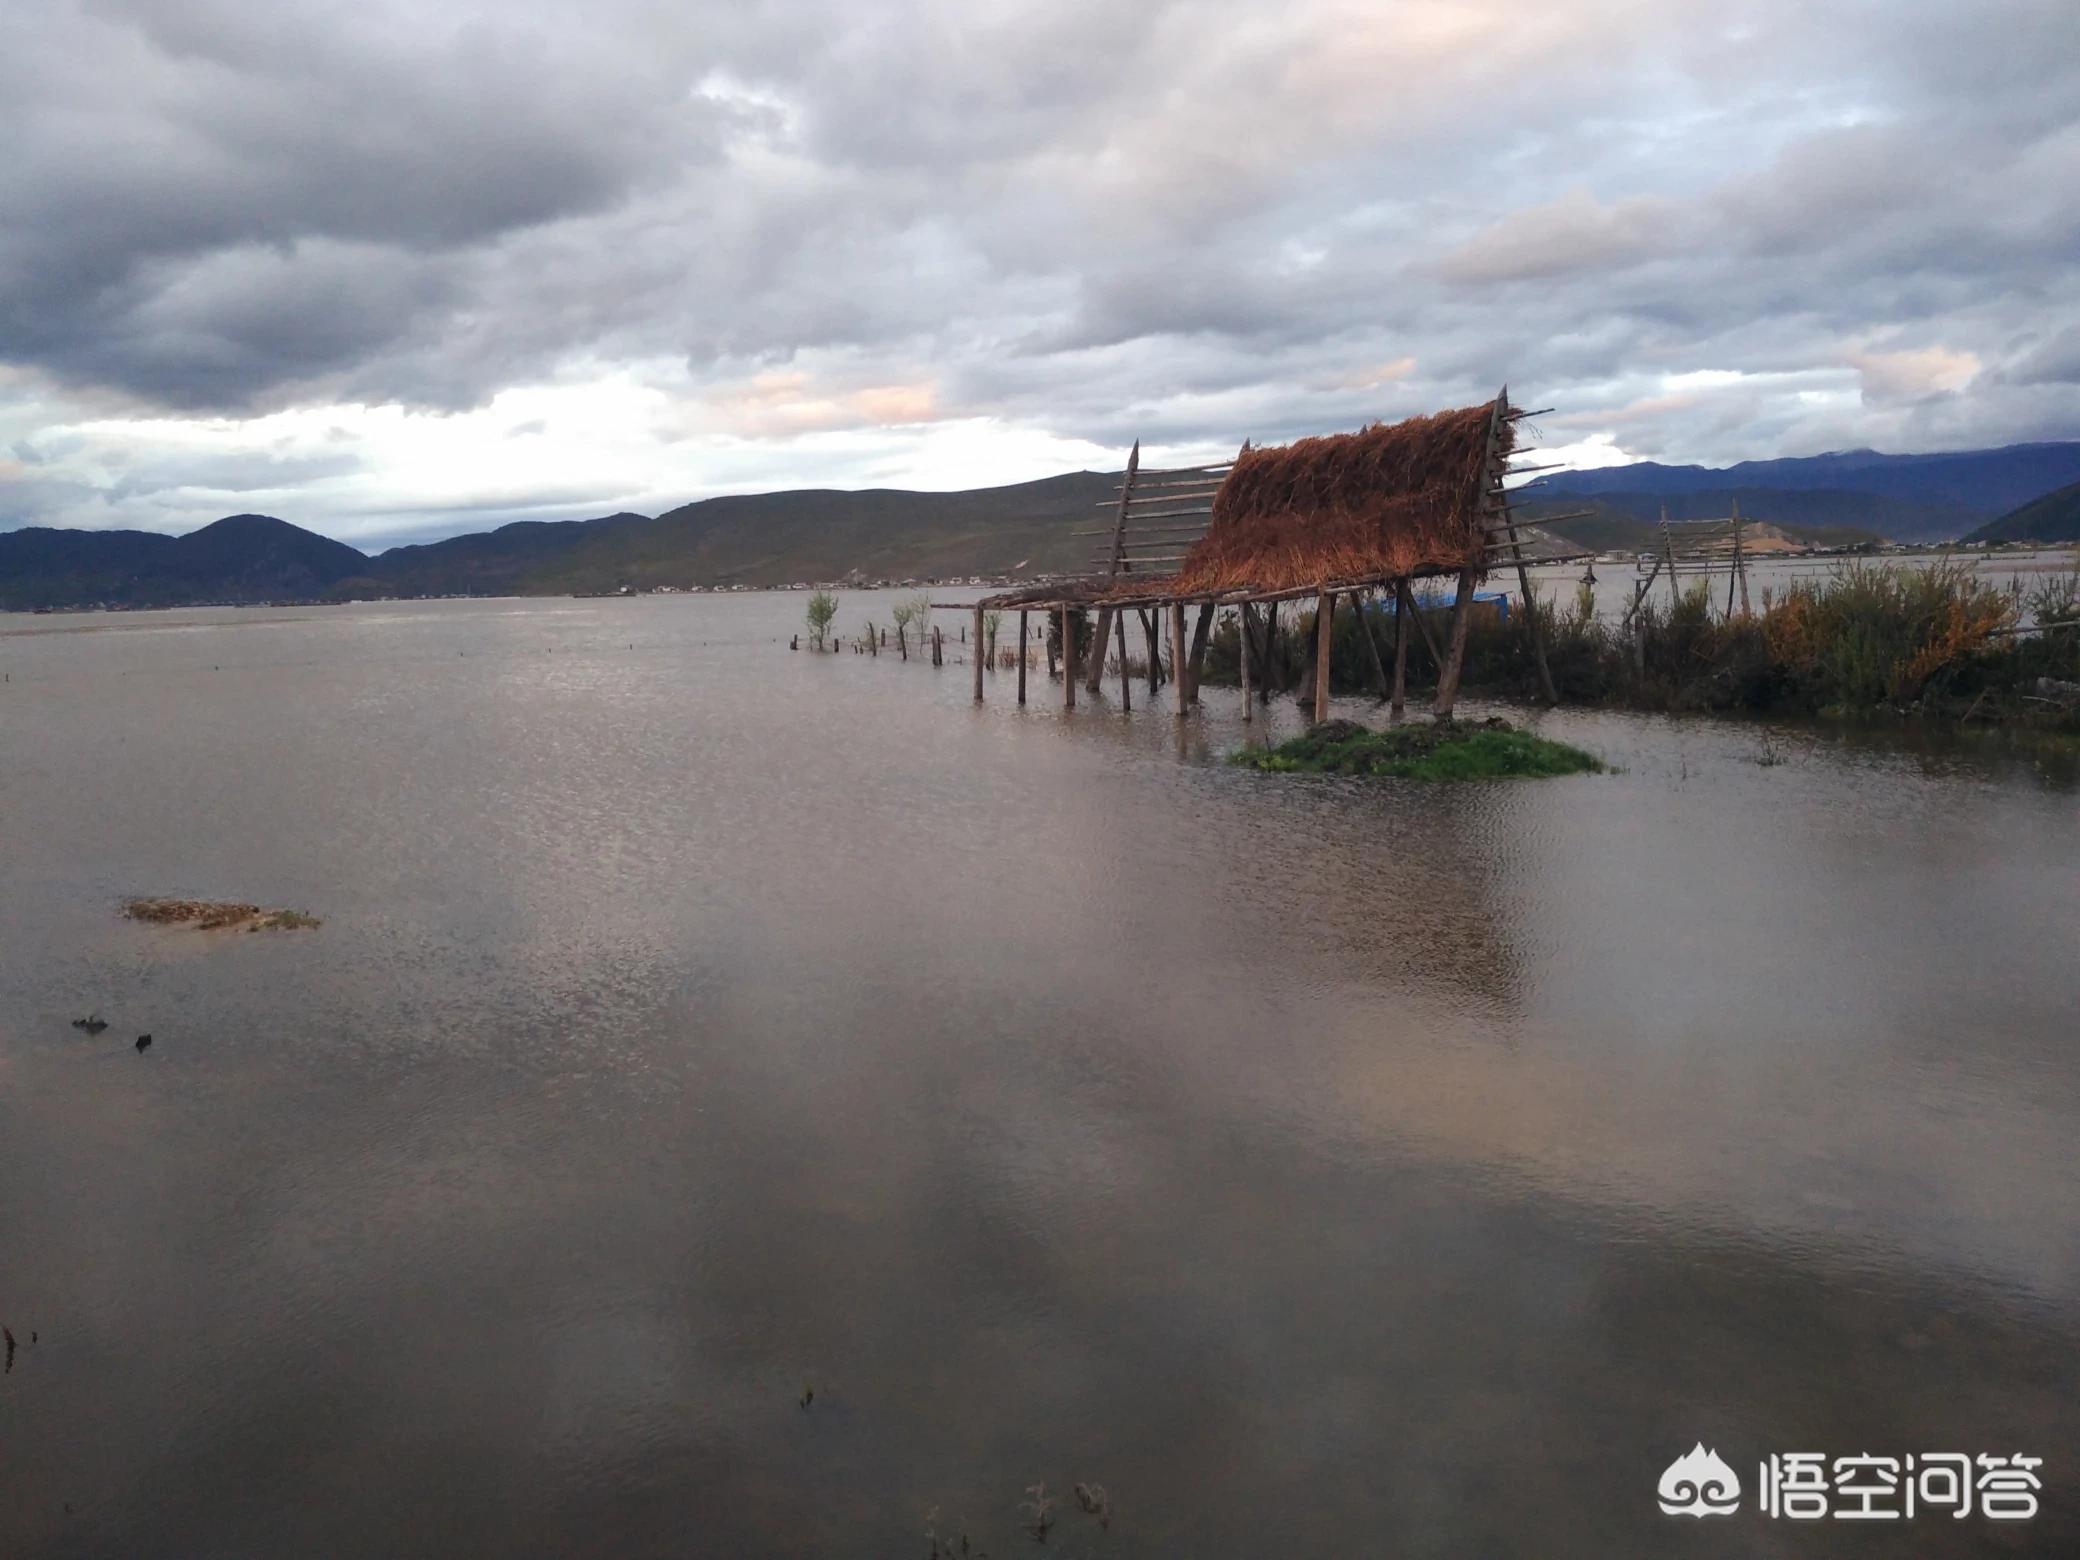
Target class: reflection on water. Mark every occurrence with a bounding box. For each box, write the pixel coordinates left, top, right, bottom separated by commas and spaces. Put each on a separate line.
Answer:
2, 596, 2076, 1557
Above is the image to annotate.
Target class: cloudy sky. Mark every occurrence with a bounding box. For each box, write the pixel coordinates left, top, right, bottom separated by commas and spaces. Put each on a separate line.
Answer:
2, 0, 2076, 549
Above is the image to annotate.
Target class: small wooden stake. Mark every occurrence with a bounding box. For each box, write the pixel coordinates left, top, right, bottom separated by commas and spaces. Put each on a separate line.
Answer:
1017, 610, 1028, 704
972, 605, 984, 701
1312, 590, 1335, 724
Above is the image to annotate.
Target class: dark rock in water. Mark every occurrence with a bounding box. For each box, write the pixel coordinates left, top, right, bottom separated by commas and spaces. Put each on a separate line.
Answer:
74, 1015, 107, 1035
136, 1034, 153, 1052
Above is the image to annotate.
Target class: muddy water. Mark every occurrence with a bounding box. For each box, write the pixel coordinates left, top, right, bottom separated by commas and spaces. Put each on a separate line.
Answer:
2, 595, 2075, 1557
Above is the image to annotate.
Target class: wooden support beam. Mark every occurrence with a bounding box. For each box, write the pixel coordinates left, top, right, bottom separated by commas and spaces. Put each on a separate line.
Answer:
1169, 601, 1188, 716
1355, 588, 1390, 699
1017, 610, 1028, 704
1312, 591, 1335, 723
972, 605, 985, 702
1116, 607, 1131, 711
1396, 577, 1446, 670
1432, 567, 1478, 719
1391, 577, 1410, 714
1141, 608, 1162, 692
1084, 606, 1114, 691
1061, 605, 1076, 708
1239, 606, 1252, 721
1186, 602, 1214, 704
1259, 602, 1277, 703
1486, 390, 1557, 706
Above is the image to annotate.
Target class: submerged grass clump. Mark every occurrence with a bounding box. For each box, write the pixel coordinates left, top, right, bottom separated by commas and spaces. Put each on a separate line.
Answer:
124, 898, 321, 932
1233, 718, 1604, 780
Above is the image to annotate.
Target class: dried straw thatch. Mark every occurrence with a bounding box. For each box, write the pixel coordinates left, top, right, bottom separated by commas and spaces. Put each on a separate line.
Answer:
1165, 400, 1509, 596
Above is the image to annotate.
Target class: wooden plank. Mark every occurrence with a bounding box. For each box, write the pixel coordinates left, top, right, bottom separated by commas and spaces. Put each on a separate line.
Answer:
1017, 610, 1028, 704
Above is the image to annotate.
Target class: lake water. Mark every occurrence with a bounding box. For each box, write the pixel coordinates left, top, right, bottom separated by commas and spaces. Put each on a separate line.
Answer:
2, 594, 2076, 1557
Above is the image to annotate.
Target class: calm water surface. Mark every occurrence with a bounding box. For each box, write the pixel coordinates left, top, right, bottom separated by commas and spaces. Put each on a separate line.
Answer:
2, 595, 2076, 1557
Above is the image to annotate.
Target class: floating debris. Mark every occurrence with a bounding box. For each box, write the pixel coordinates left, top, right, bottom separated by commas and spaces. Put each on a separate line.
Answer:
71, 1013, 107, 1034
135, 1033, 153, 1053
124, 898, 321, 933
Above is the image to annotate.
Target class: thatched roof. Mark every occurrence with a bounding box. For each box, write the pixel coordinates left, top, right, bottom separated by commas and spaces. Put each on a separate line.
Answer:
1165, 399, 1508, 596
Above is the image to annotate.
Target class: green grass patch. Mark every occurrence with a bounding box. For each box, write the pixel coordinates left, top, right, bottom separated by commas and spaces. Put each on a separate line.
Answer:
1232, 718, 1605, 780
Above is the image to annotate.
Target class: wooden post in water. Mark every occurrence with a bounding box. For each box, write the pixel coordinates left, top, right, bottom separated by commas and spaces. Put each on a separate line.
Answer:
1169, 602, 1188, 716
1391, 578, 1410, 714
1433, 566, 1479, 719
1061, 605, 1076, 708
1141, 610, 1161, 693
972, 605, 985, 701
1231, 607, 1248, 723
1115, 609, 1131, 711
1186, 603, 1214, 704
1312, 590, 1335, 724
1017, 610, 1028, 704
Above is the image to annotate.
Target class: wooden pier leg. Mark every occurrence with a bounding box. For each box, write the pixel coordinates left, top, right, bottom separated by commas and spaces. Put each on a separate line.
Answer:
1169, 602, 1188, 716
1141, 610, 1161, 692
1116, 608, 1131, 711
1514, 556, 1558, 705
1432, 566, 1478, 720
1085, 607, 1113, 693
1262, 602, 1280, 699
1186, 603, 1214, 704
1061, 607, 1076, 708
1238, 606, 1253, 721
1017, 610, 1028, 704
1391, 578, 1409, 714
1312, 590, 1335, 724
972, 606, 985, 701
1356, 588, 1390, 698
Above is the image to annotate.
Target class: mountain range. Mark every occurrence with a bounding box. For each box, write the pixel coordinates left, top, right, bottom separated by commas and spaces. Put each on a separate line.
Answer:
4, 440, 2077, 611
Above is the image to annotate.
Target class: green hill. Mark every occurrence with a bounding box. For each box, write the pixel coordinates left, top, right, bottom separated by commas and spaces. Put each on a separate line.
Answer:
1963, 479, 2080, 545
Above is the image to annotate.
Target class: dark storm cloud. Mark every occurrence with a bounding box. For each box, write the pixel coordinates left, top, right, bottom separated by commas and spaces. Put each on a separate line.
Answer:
0, 0, 2076, 530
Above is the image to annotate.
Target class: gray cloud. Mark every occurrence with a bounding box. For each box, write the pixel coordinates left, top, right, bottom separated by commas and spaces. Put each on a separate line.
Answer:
0, 0, 2076, 536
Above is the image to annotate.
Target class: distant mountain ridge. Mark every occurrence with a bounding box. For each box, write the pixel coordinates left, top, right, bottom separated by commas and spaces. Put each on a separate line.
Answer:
6, 438, 2078, 610
1533, 441, 2080, 542
1964, 479, 2080, 545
